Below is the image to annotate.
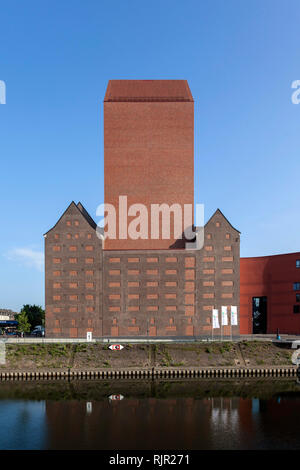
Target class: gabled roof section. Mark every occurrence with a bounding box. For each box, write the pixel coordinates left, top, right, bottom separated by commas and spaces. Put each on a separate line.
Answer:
77, 202, 97, 229
44, 201, 97, 235
205, 208, 241, 234
104, 80, 194, 102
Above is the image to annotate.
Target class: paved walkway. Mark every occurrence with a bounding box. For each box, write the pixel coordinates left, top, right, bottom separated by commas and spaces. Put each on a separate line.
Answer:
0, 334, 299, 345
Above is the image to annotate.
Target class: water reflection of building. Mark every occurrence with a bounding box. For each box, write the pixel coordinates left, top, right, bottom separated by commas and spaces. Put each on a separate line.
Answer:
249, 397, 300, 449
44, 395, 253, 450
206, 397, 256, 449
210, 397, 239, 428
46, 397, 224, 450
44, 393, 300, 450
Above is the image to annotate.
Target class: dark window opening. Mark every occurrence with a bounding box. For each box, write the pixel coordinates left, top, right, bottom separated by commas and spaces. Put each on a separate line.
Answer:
296, 294, 300, 302
296, 260, 300, 268
252, 296, 267, 334
293, 282, 300, 291
293, 305, 300, 314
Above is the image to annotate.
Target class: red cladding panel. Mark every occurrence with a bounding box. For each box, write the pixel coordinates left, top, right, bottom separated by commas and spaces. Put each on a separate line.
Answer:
240, 253, 300, 334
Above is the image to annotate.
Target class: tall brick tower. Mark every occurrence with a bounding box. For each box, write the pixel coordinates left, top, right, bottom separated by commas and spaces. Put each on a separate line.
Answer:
44, 80, 240, 339
104, 80, 194, 250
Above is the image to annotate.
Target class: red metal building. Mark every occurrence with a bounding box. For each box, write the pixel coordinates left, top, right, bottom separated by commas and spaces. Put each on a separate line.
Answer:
240, 253, 300, 334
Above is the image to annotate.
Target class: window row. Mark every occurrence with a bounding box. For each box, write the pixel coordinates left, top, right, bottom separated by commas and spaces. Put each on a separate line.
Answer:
52, 245, 94, 251
54, 319, 94, 326
108, 279, 234, 288
108, 268, 194, 277
203, 256, 234, 262
206, 233, 231, 239
108, 293, 195, 302
113, 317, 178, 325
53, 308, 95, 314
53, 282, 94, 289
109, 281, 177, 287
109, 256, 195, 267
53, 270, 94, 276
54, 233, 92, 240
53, 258, 94, 264
108, 305, 195, 314
53, 295, 95, 301
204, 246, 232, 251
66, 220, 79, 226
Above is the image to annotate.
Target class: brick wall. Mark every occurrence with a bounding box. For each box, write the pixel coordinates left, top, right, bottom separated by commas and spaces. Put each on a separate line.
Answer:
102, 209, 240, 338
45, 206, 240, 338
45, 202, 103, 338
104, 80, 194, 250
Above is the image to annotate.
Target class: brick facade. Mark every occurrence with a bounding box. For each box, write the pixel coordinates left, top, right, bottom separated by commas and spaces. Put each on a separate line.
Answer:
104, 80, 194, 250
45, 202, 103, 338
44, 79, 240, 338
45, 207, 240, 338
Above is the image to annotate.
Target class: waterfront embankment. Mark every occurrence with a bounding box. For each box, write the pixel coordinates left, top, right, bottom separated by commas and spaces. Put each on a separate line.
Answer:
0, 340, 298, 380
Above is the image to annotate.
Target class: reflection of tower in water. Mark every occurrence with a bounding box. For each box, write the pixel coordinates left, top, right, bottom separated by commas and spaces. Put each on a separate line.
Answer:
210, 397, 239, 430
208, 396, 257, 449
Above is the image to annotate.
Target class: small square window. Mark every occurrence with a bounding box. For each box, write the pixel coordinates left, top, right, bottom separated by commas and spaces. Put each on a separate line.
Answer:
293, 282, 300, 291
296, 260, 300, 268
293, 305, 300, 314
296, 294, 300, 302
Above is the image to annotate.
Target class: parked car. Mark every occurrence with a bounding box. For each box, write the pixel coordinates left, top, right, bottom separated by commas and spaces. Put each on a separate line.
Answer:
30, 326, 45, 337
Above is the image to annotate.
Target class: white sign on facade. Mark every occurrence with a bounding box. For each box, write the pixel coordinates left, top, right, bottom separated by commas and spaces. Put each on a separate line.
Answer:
212, 309, 220, 329
231, 306, 238, 326
221, 306, 228, 326
86, 331, 92, 342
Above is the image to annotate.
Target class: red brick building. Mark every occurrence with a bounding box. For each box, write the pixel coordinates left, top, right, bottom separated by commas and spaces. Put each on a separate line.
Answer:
104, 80, 194, 250
45, 202, 103, 338
45, 204, 240, 338
45, 80, 240, 338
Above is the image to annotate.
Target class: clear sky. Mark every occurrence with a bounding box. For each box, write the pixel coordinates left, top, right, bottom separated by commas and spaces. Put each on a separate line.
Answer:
1, 0, 300, 311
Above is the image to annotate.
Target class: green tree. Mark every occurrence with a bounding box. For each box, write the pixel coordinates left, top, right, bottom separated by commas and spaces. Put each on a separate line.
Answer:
16, 310, 31, 334
19, 304, 45, 330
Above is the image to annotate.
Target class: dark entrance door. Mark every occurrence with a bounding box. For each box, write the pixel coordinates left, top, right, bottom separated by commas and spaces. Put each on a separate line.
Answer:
252, 297, 267, 334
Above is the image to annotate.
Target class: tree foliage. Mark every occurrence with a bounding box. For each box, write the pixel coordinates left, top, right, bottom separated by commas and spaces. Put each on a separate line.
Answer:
16, 310, 31, 334
18, 304, 45, 330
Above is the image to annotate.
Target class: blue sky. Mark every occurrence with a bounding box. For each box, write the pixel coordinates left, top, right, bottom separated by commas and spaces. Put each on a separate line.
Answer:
0, 0, 300, 311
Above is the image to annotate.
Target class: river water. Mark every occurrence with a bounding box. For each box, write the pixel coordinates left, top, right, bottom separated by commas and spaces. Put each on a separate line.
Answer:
0, 378, 299, 450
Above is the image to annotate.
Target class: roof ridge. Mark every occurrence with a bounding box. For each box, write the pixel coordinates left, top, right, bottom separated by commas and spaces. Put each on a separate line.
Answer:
205, 208, 241, 234
43, 201, 96, 236
104, 79, 194, 102
77, 202, 97, 229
